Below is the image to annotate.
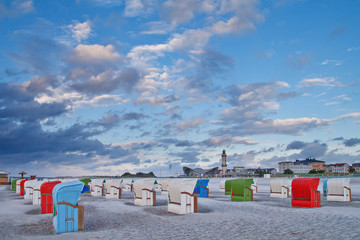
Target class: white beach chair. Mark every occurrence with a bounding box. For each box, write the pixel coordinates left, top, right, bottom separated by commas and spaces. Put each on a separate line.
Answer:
32, 179, 48, 205
24, 180, 37, 199
105, 179, 122, 199
168, 179, 198, 215
154, 179, 162, 192
133, 179, 156, 206
16, 179, 22, 194
251, 179, 258, 193
270, 179, 290, 198
219, 180, 226, 192
327, 178, 351, 202
122, 179, 133, 192
160, 178, 171, 195
90, 179, 105, 196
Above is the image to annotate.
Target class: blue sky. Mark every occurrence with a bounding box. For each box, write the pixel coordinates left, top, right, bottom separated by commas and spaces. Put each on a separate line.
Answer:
1, 0, 360, 177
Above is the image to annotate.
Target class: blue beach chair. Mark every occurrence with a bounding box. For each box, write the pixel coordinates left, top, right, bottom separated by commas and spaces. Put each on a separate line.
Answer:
194, 179, 209, 198
52, 181, 85, 233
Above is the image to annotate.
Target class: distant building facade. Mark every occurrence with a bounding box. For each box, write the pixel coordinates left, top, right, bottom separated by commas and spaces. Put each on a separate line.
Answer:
323, 164, 334, 173
0, 170, 10, 185
332, 163, 350, 173
278, 158, 325, 174
352, 163, 360, 172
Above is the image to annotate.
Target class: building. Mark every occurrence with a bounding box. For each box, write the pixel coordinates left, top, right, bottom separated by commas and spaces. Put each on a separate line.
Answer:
278, 158, 325, 174
332, 163, 350, 173
0, 170, 10, 185
323, 164, 334, 173
278, 161, 294, 173
352, 163, 360, 172
183, 167, 219, 177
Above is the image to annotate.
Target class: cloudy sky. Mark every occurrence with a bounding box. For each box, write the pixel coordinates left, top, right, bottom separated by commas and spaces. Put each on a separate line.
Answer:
1, 0, 360, 177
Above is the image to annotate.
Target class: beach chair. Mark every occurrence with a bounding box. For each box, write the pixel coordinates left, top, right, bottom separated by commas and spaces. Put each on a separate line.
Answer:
323, 180, 328, 197
16, 179, 23, 194
270, 179, 290, 198
40, 181, 62, 214
32, 180, 48, 205
291, 178, 321, 208
122, 179, 133, 192
168, 179, 198, 214
11, 178, 21, 191
219, 180, 226, 192
20, 179, 31, 196
24, 179, 37, 199
327, 178, 351, 202
154, 179, 162, 192
90, 179, 105, 196
251, 179, 258, 193
53, 181, 85, 233
105, 179, 122, 199
194, 179, 209, 198
133, 179, 156, 206
80, 178, 91, 193
160, 179, 171, 195
225, 179, 240, 195
231, 179, 253, 202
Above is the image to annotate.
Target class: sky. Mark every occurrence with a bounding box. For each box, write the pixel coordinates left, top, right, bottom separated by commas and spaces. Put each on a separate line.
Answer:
1, 0, 360, 177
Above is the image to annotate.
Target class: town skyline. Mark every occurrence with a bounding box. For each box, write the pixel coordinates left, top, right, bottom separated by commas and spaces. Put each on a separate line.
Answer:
1, 1, 360, 177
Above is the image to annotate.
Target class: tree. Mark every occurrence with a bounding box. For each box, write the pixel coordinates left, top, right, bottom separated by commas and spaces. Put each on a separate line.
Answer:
284, 169, 293, 174
309, 169, 318, 174
349, 166, 356, 173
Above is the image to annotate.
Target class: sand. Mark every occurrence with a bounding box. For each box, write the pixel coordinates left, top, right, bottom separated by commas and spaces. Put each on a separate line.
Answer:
0, 177, 359, 240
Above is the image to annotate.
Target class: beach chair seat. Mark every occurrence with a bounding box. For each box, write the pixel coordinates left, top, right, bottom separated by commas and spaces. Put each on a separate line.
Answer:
327, 178, 351, 202
53, 181, 85, 233
231, 179, 253, 202
20, 179, 31, 196
270, 179, 290, 198
133, 179, 156, 206
105, 179, 122, 199
168, 179, 198, 214
291, 178, 320, 208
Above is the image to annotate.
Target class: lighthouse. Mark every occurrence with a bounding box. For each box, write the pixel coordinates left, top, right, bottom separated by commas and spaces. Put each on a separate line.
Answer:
221, 150, 227, 174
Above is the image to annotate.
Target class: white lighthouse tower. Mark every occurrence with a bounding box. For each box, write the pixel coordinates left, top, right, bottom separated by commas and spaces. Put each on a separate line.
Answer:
221, 150, 227, 174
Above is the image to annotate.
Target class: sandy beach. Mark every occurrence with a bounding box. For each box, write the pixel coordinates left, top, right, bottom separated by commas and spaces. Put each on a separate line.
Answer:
1, 177, 359, 240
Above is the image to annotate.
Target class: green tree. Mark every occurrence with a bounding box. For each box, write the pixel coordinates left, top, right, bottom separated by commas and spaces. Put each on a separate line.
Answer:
309, 169, 318, 174
349, 166, 356, 173
284, 169, 293, 174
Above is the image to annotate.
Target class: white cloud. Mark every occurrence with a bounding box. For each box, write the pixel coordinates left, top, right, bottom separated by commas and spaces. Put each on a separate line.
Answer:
321, 59, 342, 66
298, 77, 343, 88
325, 102, 339, 106
141, 21, 173, 35
212, 16, 255, 35
347, 46, 360, 52
125, 0, 154, 17
177, 117, 204, 131
70, 44, 120, 63
68, 20, 93, 43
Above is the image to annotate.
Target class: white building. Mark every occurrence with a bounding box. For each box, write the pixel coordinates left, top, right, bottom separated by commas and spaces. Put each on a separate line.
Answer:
332, 163, 350, 173
278, 162, 294, 173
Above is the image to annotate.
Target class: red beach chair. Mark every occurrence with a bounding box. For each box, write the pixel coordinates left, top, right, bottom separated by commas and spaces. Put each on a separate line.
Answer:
20, 179, 31, 196
40, 181, 61, 214
291, 178, 321, 208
